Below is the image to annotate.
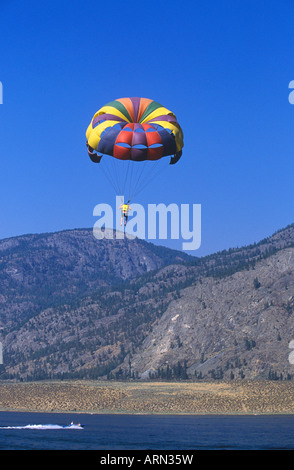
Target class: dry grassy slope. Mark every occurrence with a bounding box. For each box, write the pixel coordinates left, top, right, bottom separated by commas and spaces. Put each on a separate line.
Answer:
0, 380, 293, 414
129, 247, 294, 380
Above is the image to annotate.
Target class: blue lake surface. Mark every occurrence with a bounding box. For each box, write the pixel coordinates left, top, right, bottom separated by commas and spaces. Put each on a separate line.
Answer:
0, 411, 293, 450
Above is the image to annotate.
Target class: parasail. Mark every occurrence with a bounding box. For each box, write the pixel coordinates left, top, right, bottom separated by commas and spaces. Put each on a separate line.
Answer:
86, 97, 183, 199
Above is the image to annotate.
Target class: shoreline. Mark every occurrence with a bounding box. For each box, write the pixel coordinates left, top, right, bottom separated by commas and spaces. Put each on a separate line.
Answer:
0, 380, 293, 416
0, 409, 293, 416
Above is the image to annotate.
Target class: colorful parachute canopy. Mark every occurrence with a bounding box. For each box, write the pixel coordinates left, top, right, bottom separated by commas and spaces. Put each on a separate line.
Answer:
86, 97, 184, 165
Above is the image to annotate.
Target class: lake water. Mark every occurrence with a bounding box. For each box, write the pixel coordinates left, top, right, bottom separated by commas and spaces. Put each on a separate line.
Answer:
0, 411, 293, 450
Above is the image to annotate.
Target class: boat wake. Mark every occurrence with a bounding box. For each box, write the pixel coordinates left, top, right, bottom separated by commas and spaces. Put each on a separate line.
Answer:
0, 424, 83, 430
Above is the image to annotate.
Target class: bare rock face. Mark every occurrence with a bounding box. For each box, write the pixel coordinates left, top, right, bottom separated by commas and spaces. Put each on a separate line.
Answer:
129, 247, 294, 380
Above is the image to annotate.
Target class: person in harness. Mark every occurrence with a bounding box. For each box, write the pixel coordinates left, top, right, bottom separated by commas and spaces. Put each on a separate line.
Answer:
119, 201, 132, 226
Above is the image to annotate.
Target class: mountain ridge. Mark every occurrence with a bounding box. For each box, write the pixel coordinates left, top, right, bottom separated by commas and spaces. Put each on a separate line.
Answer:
0, 223, 293, 381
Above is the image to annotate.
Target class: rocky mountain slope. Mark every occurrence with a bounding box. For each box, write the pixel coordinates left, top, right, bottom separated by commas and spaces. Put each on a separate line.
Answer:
0, 228, 190, 328
0, 224, 293, 381
129, 247, 294, 380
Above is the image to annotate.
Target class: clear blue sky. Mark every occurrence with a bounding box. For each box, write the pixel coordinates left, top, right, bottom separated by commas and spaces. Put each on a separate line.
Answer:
0, 0, 293, 256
